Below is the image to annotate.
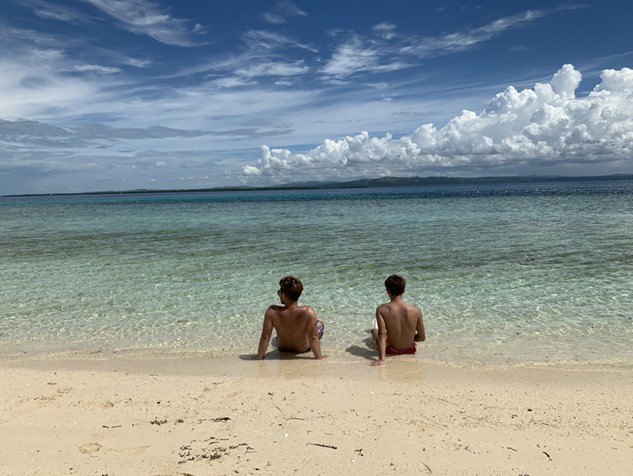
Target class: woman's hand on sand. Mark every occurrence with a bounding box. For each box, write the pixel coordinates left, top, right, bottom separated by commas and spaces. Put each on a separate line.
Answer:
370, 359, 385, 367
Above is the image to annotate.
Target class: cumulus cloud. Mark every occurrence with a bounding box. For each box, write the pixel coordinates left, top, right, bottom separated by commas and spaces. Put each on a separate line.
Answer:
242, 65, 633, 181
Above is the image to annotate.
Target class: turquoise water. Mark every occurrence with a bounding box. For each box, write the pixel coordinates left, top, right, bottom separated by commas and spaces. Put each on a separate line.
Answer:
1, 180, 632, 364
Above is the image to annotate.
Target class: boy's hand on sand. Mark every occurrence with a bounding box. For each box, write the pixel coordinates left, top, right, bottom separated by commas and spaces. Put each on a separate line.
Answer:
370, 359, 385, 367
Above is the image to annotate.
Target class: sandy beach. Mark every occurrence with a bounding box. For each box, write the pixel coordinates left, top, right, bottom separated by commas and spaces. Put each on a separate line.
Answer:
0, 354, 631, 476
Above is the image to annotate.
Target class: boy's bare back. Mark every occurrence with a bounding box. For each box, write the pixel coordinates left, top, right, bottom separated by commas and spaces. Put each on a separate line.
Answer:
372, 274, 426, 366
257, 276, 324, 360
265, 304, 317, 353
376, 300, 424, 350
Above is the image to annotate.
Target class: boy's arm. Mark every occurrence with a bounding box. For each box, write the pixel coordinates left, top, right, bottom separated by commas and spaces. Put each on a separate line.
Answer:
306, 309, 323, 360
414, 309, 426, 342
257, 310, 274, 360
371, 308, 387, 366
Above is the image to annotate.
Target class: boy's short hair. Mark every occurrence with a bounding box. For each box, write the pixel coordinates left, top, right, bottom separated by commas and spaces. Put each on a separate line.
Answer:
385, 274, 406, 296
279, 276, 303, 301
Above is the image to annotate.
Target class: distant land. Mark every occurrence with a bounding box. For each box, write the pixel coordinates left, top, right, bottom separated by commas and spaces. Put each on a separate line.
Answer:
3, 174, 633, 197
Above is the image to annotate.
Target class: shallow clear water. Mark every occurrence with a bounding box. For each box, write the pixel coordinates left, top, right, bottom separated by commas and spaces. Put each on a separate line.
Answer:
1, 180, 632, 364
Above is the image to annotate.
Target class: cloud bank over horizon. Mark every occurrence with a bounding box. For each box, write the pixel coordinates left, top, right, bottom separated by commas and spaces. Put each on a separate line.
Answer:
243, 64, 633, 182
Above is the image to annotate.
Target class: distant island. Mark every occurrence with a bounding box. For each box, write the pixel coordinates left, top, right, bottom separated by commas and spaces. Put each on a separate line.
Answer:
4, 173, 633, 197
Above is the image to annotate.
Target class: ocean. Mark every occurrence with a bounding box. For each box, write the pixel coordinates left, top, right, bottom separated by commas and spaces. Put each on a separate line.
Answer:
1, 179, 632, 365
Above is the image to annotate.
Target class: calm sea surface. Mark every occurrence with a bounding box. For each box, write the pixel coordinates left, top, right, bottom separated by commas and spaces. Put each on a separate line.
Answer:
1, 180, 632, 364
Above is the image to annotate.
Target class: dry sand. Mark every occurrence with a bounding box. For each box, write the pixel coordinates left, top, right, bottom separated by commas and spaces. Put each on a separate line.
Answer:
0, 354, 631, 476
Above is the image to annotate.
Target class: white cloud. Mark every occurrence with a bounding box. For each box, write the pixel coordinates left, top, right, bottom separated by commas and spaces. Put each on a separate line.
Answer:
168, 29, 315, 84
236, 61, 308, 78
262, 12, 285, 25
71, 64, 122, 74
412, 5, 586, 58
241, 29, 316, 53
0, 21, 153, 73
119, 56, 152, 68
322, 37, 380, 77
373, 22, 397, 39
242, 65, 633, 181
243, 165, 262, 176
206, 76, 255, 89
16, 0, 94, 23
83, 0, 203, 46
322, 6, 583, 79
262, 1, 307, 24
277, 0, 307, 18
0, 55, 100, 119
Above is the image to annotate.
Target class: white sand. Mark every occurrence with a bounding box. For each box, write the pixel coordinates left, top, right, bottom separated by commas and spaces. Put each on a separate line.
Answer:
1, 355, 631, 475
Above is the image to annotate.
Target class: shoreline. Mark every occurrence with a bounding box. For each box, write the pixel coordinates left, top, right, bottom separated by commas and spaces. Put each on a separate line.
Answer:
2, 346, 633, 372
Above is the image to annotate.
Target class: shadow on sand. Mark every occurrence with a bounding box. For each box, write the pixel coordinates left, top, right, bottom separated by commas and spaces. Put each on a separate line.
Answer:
239, 337, 315, 360
241, 334, 379, 361
344, 335, 377, 361
238, 351, 315, 361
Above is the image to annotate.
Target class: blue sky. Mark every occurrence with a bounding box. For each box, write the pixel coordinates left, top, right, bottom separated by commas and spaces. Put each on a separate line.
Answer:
1, 0, 632, 194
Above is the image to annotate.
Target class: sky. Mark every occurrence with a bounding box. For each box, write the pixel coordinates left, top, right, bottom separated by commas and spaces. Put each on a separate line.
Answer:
1, 0, 633, 194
